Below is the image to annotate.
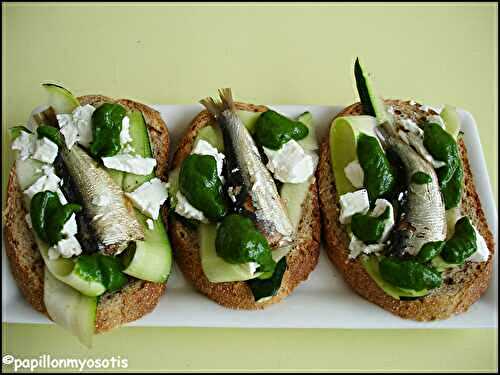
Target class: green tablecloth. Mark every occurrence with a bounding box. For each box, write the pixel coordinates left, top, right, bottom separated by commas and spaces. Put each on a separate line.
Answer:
2, 3, 497, 372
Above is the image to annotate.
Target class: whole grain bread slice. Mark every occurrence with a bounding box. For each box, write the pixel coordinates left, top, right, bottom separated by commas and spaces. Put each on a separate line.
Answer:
169, 102, 321, 309
317, 100, 495, 321
3, 95, 170, 333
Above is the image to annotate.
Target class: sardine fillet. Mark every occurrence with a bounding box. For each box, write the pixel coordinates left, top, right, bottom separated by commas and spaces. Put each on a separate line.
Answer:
200, 89, 295, 247
60, 145, 144, 254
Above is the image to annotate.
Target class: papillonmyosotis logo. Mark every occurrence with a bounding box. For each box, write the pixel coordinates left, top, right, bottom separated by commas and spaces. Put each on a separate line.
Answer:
2, 354, 128, 372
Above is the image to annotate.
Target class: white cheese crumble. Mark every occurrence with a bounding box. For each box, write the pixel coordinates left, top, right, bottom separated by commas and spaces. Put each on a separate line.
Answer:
23, 166, 61, 199
48, 236, 82, 260
56, 104, 95, 149
61, 214, 78, 237
348, 235, 385, 259
467, 226, 490, 263
174, 191, 208, 223
146, 219, 155, 230
409, 100, 416, 106
344, 160, 364, 189
263, 140, 318, 183
57, 114, 78, 149
102, 154, 156, 175
120, 116, 133, 146
339, 189, 370, 224
11, 131, 35, 160
71, 104, 95, 147
125, 178, 169, 220
32, 137, 58, 164
370, 198, 395, 242
191, 139, 225, 178
61, 119, 80, 149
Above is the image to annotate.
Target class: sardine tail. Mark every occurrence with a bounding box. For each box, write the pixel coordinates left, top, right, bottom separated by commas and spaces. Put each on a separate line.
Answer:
200, 88, 235, 118
218, 88, 234, 111
199, 97, 222, 118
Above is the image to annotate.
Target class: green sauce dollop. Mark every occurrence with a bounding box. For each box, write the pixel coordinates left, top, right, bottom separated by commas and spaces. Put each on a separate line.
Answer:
423, 123, 463, 209
90, 103, 126, 157
215, 214, 276, 274
254, 110, 308, 150
179, 154, 227, 221
30, 191, 82, 246
441, 216, 477, 264
357, 133, 396, 202
379, 257, 442, 290
351, 207, 390, 244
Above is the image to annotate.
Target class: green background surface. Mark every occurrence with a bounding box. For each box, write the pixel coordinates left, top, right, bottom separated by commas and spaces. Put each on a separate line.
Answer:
2, 2, 498, 372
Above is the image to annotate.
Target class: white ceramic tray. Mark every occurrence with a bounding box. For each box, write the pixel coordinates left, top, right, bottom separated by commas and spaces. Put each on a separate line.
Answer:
2, 104, 497, 328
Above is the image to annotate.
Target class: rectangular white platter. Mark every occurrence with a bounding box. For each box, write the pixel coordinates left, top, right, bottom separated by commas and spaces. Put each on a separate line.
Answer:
2, 104, 498, 329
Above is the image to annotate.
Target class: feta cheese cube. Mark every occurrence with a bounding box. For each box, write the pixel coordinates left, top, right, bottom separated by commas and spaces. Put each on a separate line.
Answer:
348, 235, 385, 259
263, 140, 318, 183
174, 191, 208, 223
371, 199, 395, 242
32, 137, 58, 164
344, 159, 364, 189
467, 227, 490, 262
125, 178, 169, 220
57, 113, 79, 149
49, 236, 82, 259
339, 189, 370, 224
72, 104, 95, 147
191, 139, 225, 178
23, 166, 61, 199
11, 131, 35, 160
120, 116, 133, 146
56, 105, 95, 149
61, 214, 78, 237
102, 154, 156, 175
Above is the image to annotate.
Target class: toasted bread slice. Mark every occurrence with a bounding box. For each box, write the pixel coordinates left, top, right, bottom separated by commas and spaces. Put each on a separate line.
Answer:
4, 95, 170, 333
317, 100, 495, 321
169, 102, 321, 309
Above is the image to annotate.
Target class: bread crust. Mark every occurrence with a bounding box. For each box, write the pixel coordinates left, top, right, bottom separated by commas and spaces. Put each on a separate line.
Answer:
3, 95, 170, 333
169, 102, 321, 309
317, 100, 495, 321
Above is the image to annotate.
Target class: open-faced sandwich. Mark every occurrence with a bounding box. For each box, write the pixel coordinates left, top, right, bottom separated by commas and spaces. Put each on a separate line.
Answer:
318, 59, 495, 320
4, 84, 172, 345
169, 89, 320, 308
